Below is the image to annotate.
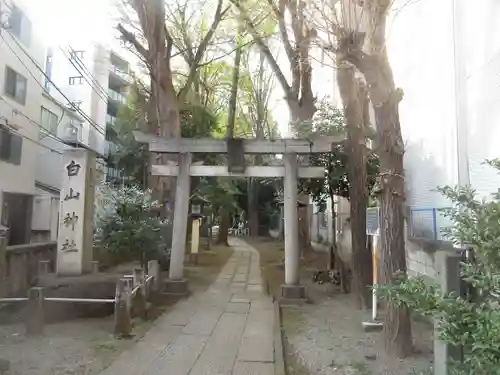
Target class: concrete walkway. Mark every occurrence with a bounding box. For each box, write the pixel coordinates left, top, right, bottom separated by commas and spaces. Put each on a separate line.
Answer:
100, 238, 276, 375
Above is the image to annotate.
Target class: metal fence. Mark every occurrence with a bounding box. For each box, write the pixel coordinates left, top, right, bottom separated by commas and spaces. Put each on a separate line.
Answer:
0, 260, 160, 337
409, 207, 452, 241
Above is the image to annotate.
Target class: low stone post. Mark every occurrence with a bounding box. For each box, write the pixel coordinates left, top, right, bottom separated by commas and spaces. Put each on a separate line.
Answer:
132, 268, 147, 319
38, 260, 50, 276
114, 279, 132, 337
0, 237, 6, 281
91, 261, 99, 274
147, 260, 160, 292
26, 287, 44, 336
434, 251, 463, 375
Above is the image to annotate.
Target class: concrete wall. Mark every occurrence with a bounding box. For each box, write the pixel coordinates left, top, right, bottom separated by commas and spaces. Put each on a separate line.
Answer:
0, 238, 57, 297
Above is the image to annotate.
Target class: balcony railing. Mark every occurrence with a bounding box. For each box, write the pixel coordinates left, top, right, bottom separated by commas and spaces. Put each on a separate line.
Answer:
108, 89, 127, 104
109, 65, 132, 83
106, 114, 117, 125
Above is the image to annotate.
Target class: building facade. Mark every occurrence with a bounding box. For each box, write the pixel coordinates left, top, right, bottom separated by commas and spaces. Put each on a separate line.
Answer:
0, 0, 47, 244
46, 44, 132, 184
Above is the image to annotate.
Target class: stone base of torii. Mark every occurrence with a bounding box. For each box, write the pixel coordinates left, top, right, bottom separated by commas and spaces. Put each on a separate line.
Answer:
134, 134, 344, 300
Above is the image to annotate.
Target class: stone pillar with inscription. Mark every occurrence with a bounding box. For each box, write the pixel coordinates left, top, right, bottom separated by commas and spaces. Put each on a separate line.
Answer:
57, 148, 96, 276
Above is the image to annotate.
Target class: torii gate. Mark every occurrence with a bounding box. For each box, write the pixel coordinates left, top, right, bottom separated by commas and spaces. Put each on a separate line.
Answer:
134, 133, 344, 300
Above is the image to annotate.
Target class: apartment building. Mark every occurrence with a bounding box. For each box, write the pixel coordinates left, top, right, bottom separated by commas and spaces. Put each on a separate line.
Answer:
46, 44, 133, 184
0, 0, 47, 244
30, 92, 85, 242
385, 0, 500, 277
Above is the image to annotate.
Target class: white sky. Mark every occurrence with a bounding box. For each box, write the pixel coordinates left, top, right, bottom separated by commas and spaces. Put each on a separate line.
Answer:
30, 0, 335, 137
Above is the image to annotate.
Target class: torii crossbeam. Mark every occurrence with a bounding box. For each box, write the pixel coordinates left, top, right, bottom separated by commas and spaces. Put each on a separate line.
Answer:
134, 133, 345, 300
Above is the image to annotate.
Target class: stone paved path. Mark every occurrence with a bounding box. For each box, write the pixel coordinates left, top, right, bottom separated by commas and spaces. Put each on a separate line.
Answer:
100, 238, 276, 375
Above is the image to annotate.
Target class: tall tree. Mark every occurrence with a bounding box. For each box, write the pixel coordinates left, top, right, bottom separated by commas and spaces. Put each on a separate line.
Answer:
299, 99, 378, 294
336, 0, 413, 357
306, 0, 413, 357
231, 0, 318, 244
238, 50, 278, 236
337, 64, 372, 309
117, 0, 228, 219
216, 26, 244, 245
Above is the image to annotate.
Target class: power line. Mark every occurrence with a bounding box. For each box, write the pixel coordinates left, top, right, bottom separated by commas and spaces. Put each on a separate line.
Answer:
0, 122, 63, 155
0, 95, 77, 147
59, 46, 109, 104
68, 45, 111, 100
0, 29, 106, 136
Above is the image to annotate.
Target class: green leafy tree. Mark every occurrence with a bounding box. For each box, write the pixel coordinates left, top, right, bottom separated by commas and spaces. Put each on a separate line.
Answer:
94, 183, 169, 268
381, 160, 500, 374
299, 100, 378, 271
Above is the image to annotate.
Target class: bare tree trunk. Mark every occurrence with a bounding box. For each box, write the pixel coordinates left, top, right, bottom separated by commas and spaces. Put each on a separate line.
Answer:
337, 63, 372, 309
339, 6, 413, 354
227, 27, 243, 138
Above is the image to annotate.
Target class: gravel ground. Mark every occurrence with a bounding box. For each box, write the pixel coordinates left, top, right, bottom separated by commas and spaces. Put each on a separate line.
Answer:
0, 246, 233, 375
282, 285, 433, 375
247, 238, 433, 375
0, 317, 116, 375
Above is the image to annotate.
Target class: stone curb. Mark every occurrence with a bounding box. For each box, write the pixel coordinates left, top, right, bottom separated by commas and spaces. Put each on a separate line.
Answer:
273, 300, 286, 375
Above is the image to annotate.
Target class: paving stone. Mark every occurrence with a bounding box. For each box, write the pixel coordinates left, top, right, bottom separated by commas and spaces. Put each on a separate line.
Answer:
183, 308, 222, 336
100, 238, 276, 375
146, 334, 208, 375
100, 326, 183, 375
233, 361, 274, 375
189, 313, 247, 375
247, 284, 264, 293
237, 336, 274, 363
243, 313, 274, 338
225, 302, 250, 314
231, 296, 252, 303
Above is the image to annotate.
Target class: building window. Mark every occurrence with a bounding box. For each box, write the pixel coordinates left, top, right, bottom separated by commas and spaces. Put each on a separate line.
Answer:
40, 107, 59, 136
70, 50, 84, 60
9, 5, 32, 46
4, 66, 27, 105
69, 76, 84, 85
0, 125, 23, 165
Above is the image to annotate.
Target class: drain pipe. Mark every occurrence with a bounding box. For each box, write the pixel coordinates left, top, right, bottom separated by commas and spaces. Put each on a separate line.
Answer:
452, 0, 470, 188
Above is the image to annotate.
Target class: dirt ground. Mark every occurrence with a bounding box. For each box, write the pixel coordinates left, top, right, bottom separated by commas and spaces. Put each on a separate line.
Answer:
248, 237, 433, 375
0, 245, 233, 375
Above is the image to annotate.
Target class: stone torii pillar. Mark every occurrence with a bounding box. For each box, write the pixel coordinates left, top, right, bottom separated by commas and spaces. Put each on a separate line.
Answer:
281, 153, 306, 300
164, 152, 192, 295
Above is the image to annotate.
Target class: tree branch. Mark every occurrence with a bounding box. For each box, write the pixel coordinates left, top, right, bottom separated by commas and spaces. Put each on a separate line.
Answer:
117, 23, 149, 59
178, 0, 230, 101
230, 0, 292, 96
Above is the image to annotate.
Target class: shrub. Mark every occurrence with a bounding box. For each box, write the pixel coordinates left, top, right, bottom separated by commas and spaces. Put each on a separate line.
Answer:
94, 183, 169, 267
380, 160, 500, 374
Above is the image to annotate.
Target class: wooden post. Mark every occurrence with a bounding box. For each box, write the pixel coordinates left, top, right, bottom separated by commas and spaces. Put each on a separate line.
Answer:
191, 219, 200, 265
26, 287, 44, 336
38, 260, 50, 276
170, 152, 192, 280
434, 251, 463, 375
132, 268, 146, 319
114, 279, 132, 337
